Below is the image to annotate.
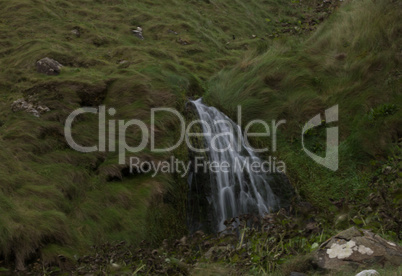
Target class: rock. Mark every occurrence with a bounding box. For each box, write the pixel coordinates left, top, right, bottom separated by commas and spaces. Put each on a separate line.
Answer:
36, 57, 63, 75
177, 38, 190, 45
132, 26, 144, 40
71, 28, 81, 37
313, 227, 402, 272
290, 272, 308, 276
11, 98, 50, 117
194, 230, 205, 237
355, 270, 379, 276
179, 236, 187, 245
117, 60, 130, 68
168, 29, 178, 35
305, 221, 319, 233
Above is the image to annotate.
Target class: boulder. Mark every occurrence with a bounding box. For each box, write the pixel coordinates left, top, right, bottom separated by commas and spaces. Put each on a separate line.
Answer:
36, 57, 63, 75
313, 227, 402, 271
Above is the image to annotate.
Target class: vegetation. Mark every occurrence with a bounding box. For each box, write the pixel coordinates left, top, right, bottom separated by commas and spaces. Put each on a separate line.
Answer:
30, 141, 398, 275
205, 0, 401, 209
0, 0, 400, 274
0, 0, 334, 270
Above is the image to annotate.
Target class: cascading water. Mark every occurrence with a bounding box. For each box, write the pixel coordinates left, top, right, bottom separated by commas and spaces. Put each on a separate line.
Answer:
188, 99, 278, 232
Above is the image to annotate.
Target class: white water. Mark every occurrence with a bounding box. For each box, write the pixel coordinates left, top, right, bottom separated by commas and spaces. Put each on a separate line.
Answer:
190, 99, 277, 231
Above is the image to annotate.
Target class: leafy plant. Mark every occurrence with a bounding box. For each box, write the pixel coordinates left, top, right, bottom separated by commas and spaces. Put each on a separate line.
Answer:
367, 103, 398, 121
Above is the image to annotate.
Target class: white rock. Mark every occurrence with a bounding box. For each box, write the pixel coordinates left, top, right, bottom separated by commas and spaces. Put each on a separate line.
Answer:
11, 98, 50, 117
355, 269, 379, 276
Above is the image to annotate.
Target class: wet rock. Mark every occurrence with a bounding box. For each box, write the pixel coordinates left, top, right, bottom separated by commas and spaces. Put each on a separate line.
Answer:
36, 57, 63, 75
11, 98, 50, 117
132, 26, 144, 40
313, 227, 402, 272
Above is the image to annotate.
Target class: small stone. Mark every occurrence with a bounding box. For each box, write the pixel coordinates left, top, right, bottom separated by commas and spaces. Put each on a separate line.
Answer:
111, 263, 120, 268
194, 230, 205, 237
132, 26, 144, 40
71, 28, 80, 37
177, 38, 190, 45
179, 236, 187, 245
168, 29, 178, 35
355, 270, 379, 276
36, 57, 63, 75
290, 273, 308, 276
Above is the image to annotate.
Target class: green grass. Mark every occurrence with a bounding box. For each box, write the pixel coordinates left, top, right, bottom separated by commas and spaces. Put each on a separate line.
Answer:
0, 0, 326, 269
1, 0, 399, 272
205, 0, 401, 208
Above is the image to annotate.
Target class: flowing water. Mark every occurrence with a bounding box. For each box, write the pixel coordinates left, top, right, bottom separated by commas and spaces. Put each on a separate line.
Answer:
189, 99, 278, 231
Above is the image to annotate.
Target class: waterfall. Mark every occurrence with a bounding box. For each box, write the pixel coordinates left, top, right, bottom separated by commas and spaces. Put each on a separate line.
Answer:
188, 99, 278, 232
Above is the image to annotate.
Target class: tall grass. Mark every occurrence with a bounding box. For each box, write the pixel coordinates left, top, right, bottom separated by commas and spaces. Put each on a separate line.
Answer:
205, 0, 402, 207
0, 0, 323, 268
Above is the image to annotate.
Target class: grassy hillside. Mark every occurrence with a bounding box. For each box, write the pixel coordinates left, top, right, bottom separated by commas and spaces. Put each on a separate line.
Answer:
1, 0, 400, 273
0, 0, 335, 270
205, 0, 401, 209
